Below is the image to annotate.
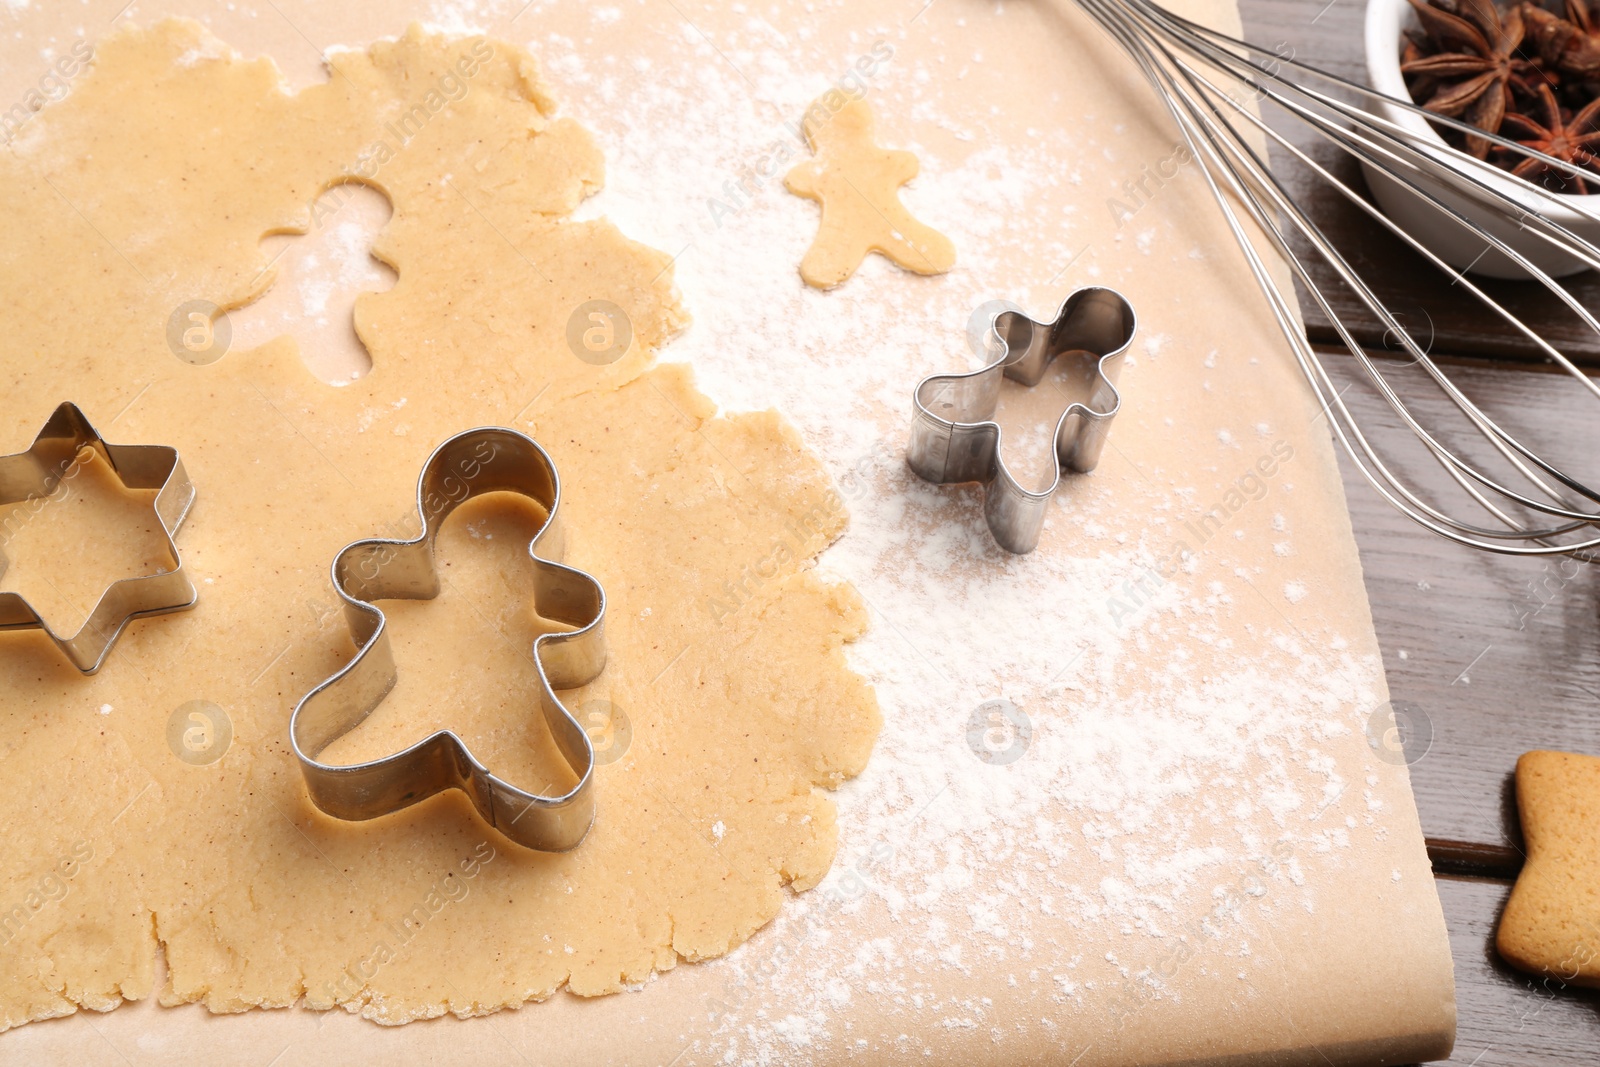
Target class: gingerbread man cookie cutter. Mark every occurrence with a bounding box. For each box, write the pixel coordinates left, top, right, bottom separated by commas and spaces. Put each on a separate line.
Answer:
0, 402, 196, 673
907, 287, 1137, 554
290, 426, 605, 853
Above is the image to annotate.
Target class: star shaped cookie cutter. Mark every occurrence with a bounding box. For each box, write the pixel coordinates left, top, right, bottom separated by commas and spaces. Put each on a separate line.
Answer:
0, 402, 196, 673
290, 426, 606, 853
907, 287, 1137, 554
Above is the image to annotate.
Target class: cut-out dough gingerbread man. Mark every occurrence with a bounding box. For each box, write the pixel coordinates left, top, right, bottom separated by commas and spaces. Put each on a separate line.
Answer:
785, 96, 956, 290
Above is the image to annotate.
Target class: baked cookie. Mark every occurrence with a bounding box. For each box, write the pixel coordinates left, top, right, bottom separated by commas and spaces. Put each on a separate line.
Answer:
1497, 750, 1600, 985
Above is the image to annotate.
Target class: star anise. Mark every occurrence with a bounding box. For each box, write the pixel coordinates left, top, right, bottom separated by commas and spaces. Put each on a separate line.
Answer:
1495, 81, 1600, 190
1402, 0, 1547, 156
1554, 0, 1600, 77
1521, 2, 1581, 70
1516, 0, 1600, 77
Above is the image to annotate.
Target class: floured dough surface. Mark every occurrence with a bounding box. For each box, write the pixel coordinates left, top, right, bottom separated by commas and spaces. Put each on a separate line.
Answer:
784, 95, 955, 288
0, 20, 878, 1027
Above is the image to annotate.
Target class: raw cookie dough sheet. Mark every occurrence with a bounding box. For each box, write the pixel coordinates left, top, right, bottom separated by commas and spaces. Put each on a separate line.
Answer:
0, 0, 1455, 1065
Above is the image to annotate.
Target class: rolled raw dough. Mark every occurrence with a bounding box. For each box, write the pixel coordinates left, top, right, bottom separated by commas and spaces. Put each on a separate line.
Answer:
0, 20, 880, 1027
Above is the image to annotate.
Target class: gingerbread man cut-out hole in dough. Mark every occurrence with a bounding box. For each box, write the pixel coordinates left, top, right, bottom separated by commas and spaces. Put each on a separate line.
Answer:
231, 181, 398, 385
784, 95, 955, 290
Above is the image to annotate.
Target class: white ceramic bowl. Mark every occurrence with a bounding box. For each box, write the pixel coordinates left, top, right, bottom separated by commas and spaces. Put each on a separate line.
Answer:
1363, 0, 1600, 279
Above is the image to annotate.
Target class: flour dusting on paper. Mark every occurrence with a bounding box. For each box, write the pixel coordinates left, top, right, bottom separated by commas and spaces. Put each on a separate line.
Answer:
528, 1, 1435, 1060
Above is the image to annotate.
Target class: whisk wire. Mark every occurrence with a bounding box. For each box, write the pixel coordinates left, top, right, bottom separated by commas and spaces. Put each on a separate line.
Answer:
1073, 0, 1600, 557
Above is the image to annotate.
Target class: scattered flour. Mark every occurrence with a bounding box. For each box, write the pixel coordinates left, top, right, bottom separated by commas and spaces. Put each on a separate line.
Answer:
502, 3, 1393, 1061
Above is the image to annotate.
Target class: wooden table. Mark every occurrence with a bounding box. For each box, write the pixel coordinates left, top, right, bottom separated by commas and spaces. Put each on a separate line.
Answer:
1233, 0, 1600, 1060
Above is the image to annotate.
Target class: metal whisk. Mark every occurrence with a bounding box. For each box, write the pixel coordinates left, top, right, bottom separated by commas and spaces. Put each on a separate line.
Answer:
1071, 0, 1600, 557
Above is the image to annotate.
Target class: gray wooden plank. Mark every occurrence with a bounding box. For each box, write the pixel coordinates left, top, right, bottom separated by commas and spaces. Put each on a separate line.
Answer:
1332, 355, 1600, 852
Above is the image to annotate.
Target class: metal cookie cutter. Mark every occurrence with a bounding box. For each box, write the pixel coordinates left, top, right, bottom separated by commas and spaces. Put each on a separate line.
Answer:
0, 402, 196, 673
907, 287, 1137, 554
290, 427, 605, 853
